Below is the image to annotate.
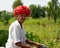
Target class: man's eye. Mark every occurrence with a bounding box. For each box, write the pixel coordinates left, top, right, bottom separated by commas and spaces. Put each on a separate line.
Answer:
21, 15, 23, 16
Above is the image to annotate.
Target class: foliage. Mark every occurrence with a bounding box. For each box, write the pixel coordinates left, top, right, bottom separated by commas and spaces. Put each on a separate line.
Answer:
0, 30, 8, 47
24, 18, 60, 48
29, 5, 46, 18
58, 5, 60, 17
46, 0, 59, 23
0, 18, 60, 48
26, 32, 43, 44
12, 0, 23, 9
0, 10, 13, 25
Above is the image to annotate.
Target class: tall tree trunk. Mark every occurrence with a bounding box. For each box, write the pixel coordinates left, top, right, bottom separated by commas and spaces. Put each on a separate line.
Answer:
54, 16, 57, 23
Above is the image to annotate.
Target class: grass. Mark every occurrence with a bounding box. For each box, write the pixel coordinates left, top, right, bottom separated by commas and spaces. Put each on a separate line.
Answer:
23, 17, 60, 48
0, 17, 60, 48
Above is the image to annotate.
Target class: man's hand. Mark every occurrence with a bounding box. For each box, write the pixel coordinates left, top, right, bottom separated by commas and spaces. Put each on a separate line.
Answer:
25, 39, 47, 48
35, 43, 47, 48
35, 43, 43, 48
25, 44, 32, 48
25, 46, 32, 48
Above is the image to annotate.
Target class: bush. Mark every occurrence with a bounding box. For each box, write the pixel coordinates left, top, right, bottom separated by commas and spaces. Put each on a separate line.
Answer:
26, 32, 43, 44
0, 30, 8, 47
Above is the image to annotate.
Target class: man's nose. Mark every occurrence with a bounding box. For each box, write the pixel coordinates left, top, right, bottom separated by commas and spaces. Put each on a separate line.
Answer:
23, 16, 25, 18
22, 17, 26, 19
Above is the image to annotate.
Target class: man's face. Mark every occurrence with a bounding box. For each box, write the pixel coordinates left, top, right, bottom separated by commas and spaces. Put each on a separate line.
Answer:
16, 14, 26, 23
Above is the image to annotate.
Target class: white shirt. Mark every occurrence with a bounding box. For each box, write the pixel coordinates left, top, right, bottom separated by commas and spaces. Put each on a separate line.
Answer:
5, 20, 26, 48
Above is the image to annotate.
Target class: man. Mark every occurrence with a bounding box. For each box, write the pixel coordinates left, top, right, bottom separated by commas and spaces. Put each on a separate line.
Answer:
5, 5, 46, 48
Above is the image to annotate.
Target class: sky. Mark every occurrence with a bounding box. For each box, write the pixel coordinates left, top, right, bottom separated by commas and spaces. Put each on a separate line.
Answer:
0, 0, 60, 12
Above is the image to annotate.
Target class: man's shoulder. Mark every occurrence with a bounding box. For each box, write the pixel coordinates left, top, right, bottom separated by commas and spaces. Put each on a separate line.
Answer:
10, 20, 19, 28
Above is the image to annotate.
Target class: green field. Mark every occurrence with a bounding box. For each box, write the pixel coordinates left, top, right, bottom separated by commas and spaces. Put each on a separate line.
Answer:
0, 17, 60, 48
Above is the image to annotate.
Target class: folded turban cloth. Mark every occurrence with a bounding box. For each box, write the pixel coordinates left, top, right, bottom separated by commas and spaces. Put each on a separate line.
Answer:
14, 6, 30, 17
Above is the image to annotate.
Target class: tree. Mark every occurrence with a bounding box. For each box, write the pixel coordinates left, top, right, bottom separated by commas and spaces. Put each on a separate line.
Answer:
58, 4, 60, 17
0, 11, 2, 19
29, 5, 45, 18
47, 0, 59, 23
0, 10, 13, 25
51, 0, 59, 23
46, 2, 53, 20
41, 7, 46, 18
12, 0, 23, 9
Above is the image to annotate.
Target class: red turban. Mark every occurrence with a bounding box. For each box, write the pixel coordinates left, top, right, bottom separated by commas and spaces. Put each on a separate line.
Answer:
14, 6, 30, 17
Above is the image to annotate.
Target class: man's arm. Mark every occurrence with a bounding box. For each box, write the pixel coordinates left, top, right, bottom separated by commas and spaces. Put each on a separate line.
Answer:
26, 39, 43, 48
26, 39, 37, 45
15, 42, 31, 48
